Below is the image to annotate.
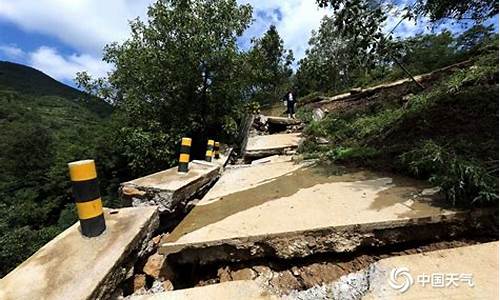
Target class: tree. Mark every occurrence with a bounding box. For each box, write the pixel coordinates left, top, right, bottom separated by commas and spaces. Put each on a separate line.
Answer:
314, 0, 498, 86
455, 24, 496, 53
390, 31, 458, 76
77, 0, 253, 175
296, 3, 387, 95
243, 25, 294, 106
317, 0, 498, 24
411, 0, 498, 23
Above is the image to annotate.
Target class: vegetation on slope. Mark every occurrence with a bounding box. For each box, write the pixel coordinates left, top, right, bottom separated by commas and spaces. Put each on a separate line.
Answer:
0, 63, 115, 276
0, 61, 112, 117
299, 44, 498, 207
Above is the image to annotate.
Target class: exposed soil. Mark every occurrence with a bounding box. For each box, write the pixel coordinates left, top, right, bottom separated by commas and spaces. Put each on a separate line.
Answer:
159, 233, 497, 295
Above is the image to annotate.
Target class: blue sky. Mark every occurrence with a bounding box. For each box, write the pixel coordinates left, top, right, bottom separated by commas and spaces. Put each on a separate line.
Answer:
0, 0, 497, 87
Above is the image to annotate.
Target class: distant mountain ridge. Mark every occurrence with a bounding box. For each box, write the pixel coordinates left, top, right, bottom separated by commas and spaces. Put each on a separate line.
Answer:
0, 61, 112, 117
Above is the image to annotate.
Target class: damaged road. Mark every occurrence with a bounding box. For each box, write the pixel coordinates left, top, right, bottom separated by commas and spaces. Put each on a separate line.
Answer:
159, 160, 494, 264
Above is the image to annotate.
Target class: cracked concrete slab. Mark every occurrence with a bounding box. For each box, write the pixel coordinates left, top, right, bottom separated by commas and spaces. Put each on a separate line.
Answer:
159, 163, 486, 264
250, 155, 294, 165
297, 242, 499, 300
244, 133, 302, 159
129, 280, 278, 300
0, 207, 159, 300
120, 161, 220, 214
201, 158, 310, 204
265, 116, 302, 126
364, 241, 499, 299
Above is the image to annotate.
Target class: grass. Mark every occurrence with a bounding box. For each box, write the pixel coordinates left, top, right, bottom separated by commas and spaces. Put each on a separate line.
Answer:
299, 49, 499, 208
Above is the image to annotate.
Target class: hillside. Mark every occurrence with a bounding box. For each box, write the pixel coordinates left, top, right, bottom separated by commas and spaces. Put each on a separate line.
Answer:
0, 61, 112, 117
299, 47, 499, 207
0, 61, 114, 276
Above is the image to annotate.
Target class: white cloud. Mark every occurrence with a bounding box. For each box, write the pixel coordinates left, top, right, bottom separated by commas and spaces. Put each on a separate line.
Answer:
2, 0, 459, 82
0, 0, 152, 84
29, 46, 111, 81
239, 0, 331, 62
0, 44, 25, 59
0, 0, 154, 54
1, 0, 329, 74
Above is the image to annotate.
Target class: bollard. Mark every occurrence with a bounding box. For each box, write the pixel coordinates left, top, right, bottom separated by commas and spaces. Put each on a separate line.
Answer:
178, 137, 192, 173
214, 141, 220, 159
68, 159, 106, 237
206, 139, 214, 162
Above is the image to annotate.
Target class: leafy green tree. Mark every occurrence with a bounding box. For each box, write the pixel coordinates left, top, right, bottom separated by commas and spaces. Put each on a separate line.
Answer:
390, 31, 457, 76
296, 3, 386, 95
411, 0, 498, 23
313, 0, 498, 88
77, 0, 253, 175
317, 0, 498, 24
243, 25, 294, 106
455, 24, 496, 53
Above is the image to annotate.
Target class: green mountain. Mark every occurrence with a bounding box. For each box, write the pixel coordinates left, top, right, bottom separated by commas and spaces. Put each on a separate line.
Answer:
0, 61, 113, 277
0, 61, 112, 117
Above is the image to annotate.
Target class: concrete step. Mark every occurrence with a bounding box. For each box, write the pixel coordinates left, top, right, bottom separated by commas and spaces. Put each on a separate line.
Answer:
264, 116, 302, 126
0, 207, 159, 300
120, 146, 232, 215
244, 133, 302, 159
159, 162, 489, 264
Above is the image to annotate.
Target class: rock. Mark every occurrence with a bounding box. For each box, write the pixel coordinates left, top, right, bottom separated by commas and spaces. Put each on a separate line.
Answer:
316, 137, 329, 145
162, 280, 174, 291
122, 186, 146, 197
143, 253, 165, 279
132, 287, 148, 296
402, 93, 414, 102
133, 274, 147, 292
291, 266, 301, 276
231, 268, 256, 281
421, 186, 441, 196
350, 87, 363, 94
299, 263, 344, 288
269, 270, 302, 292
217, 266, 232, 282
253, 266, 274, 282
150, 280, 165, 294
140, 234, 166, 258
312, 108, 325, 121
151, 234, 164, 246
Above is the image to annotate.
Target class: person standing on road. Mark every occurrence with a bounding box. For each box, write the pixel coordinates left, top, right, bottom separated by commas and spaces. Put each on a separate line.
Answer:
283, 90, 297, 119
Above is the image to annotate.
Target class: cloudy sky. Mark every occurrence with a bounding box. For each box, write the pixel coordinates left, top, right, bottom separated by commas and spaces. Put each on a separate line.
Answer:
0, 0, 496, 87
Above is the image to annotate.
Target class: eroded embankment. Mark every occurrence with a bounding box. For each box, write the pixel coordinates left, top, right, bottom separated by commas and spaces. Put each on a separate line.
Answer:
165, 236, 497, 295
119, 157, 498, 298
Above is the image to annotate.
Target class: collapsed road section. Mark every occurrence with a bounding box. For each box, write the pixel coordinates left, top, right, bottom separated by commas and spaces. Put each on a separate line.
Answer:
159, 158, 494, 265
120, 147, 232, 218
243, 133, 302, 160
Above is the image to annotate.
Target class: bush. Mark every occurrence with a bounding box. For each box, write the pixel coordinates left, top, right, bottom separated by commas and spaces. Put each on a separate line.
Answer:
400, 141, 498, 207
299, 49, 498, 208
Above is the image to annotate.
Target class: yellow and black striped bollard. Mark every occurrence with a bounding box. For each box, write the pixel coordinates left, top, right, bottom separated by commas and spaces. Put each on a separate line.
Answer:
214, 141, 220, 159
178, 137, 192, 173
68, 160, 106, 237
206, 139, 214, 162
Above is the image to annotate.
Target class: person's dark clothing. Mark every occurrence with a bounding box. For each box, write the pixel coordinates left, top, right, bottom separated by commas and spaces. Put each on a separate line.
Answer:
283, 92, 296, 115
